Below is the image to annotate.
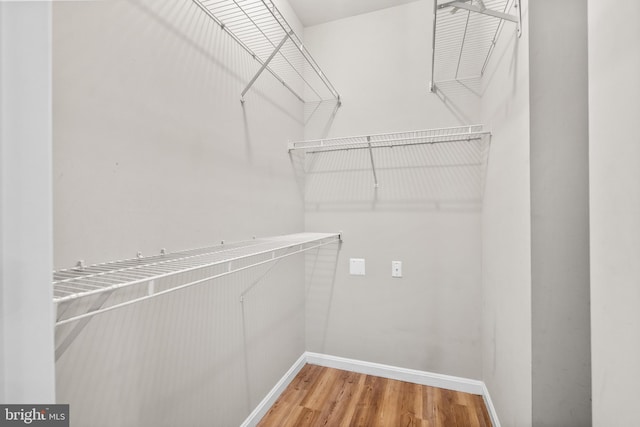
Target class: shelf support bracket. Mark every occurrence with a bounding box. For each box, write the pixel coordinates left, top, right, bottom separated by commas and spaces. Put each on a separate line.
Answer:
55, 290, 115, 361
430, 0, 438, 92
515, 0, 522, 37
367, 136, 379, 188
239, 258, 281, 303
241, 31, 292, 103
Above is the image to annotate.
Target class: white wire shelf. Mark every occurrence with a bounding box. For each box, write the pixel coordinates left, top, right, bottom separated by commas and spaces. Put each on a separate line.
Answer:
191, 0, 340, 104
430, 0, 521, 91
288, 125, 491, 189
288, 125, 489, 153
53, 232, 341, 326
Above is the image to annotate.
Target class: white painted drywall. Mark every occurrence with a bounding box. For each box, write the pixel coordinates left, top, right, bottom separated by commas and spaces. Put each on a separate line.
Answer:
53, 0, 306, 425
529, 1, 591, 425
588, 1, 640, 425
53, 0, 305, 269
0, 2, 56, 403
302, 0, 481, 140
288, 0, 419, 27
480, 1, 532, 425
302, 0, 484, 379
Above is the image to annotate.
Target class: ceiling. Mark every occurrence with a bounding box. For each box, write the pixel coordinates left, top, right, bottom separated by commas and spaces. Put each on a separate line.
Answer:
287, 0, 421, 27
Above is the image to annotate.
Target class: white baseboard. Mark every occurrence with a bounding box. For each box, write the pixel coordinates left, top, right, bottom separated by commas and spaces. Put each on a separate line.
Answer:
305, 352, 484, 395
239, 352, 307, 427
482, 382, 501, 427
240, 351, 501, 427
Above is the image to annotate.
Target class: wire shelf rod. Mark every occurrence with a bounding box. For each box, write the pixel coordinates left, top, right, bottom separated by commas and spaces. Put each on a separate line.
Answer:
64, 277, 123, 287
303, 136, 486, 155
290, 125, 485, 147
54, 284, 97, 293
289, 128, 489, 152
56, 266, 145, 280
53, 240, 273, 286
288, 126, 490, 188
55, 234, 341, 326
53, 233, 340, 304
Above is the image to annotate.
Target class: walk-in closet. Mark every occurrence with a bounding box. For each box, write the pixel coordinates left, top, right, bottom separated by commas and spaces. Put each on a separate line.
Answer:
1, 0, 639, 426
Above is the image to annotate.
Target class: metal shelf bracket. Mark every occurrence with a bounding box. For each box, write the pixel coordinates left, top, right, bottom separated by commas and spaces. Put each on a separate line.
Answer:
241, 31, 293, 103
367, 136, 379, 188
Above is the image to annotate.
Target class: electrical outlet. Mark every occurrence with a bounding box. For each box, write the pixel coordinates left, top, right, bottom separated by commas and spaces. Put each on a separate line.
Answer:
392, 261, 402, 278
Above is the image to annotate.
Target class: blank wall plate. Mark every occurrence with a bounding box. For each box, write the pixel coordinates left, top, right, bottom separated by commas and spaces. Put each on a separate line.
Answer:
350, 258, 365, 276
392, 261, 402, 278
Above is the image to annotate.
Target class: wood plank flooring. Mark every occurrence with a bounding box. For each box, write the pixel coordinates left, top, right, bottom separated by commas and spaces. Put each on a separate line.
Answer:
257, 364, 492, 427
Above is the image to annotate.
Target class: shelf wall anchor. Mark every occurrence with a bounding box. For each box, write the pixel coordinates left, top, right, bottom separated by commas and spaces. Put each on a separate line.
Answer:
367, 136, 379, 188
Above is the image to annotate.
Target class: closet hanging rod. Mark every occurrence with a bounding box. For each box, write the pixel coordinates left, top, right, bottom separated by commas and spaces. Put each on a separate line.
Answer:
295, 134, 487, 154
288, 125, 490, 153
53, 232, 341, 326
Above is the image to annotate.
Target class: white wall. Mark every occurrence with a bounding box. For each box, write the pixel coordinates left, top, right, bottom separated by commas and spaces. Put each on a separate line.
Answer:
53, 0, 305, 269
0, 2, 56, 404
588, 1, 640, 425
480, 1, 532, 425
301, 0, 485, 379
303, 0, 480, 140
53, 0, 306, 425
529, 1, 591, 425
50, 2, 640, 426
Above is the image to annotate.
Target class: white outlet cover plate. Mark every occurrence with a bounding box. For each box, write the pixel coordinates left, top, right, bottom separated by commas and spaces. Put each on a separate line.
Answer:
350, 258, 365, 275
392, 261, 402, 278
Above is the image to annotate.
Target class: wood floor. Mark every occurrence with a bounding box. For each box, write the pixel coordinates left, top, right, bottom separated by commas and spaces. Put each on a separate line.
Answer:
257, 364, 492, 427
